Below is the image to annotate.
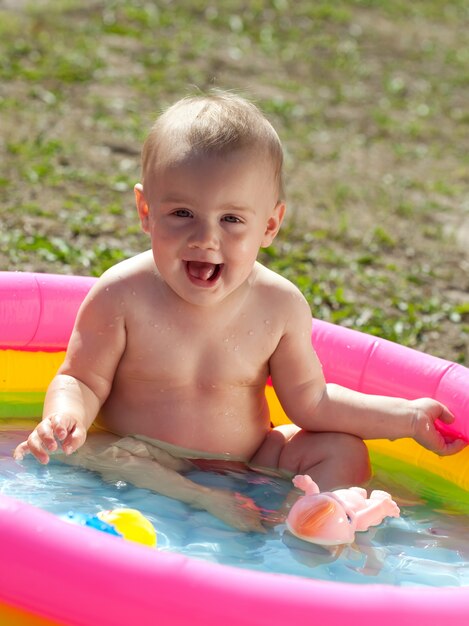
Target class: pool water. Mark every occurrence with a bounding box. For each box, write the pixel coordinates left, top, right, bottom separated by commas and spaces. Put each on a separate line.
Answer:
1, 424, 469, 588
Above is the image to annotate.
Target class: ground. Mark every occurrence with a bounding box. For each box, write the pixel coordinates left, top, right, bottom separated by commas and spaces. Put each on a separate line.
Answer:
0, 0, 468, 362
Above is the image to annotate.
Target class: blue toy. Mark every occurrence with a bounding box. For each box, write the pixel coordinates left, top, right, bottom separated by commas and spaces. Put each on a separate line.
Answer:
63, 508, 157, 547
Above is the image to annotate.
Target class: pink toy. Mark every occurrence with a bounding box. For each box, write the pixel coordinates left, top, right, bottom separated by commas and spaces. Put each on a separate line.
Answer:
286, 475, 400, 546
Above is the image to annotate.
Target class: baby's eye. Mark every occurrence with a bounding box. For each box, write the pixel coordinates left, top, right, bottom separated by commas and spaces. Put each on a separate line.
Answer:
223, 215, 242, 223
173, 209, 192, 218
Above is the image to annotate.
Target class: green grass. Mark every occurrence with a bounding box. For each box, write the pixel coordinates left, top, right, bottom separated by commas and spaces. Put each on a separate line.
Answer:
0, 0, 467, 363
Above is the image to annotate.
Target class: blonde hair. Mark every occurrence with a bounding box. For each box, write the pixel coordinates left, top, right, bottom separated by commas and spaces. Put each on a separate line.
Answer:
141, 91, 285, 200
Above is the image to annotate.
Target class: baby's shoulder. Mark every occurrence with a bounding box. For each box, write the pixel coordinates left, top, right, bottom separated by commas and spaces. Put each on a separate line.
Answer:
100, 250, 154, 281
251, 264, 313, 333
253, 262, 308, 305
87, 251, 158, 302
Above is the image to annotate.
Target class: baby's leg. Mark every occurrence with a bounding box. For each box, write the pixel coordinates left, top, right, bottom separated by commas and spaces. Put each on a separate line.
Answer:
111, 435, 195, 472
250, 424, 371, 491
59, 432, 196, 494
60, 432, 265, 533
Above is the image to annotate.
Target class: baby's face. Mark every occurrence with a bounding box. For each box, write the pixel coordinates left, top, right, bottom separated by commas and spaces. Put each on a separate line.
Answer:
137, 148, 284, 307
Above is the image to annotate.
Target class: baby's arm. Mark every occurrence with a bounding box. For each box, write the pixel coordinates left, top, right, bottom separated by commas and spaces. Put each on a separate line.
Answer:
270, 289, 466, 456
306, 386, 466, 455
14, 272, 126, 464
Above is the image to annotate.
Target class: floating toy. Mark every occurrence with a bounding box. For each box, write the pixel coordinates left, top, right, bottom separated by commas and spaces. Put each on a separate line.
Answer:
64, 508, 157, 547
286, 475, 400, 546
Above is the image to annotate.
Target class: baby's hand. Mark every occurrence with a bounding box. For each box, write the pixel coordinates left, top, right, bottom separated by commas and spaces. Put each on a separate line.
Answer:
410, 398, 467, 456
13, 413, 87, 465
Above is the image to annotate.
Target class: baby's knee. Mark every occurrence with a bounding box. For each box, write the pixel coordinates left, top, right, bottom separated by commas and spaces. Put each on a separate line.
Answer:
337, 434, 371, 485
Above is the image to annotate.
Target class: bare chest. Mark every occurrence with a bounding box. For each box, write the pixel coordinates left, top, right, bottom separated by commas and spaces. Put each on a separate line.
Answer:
118, 311, 281, 387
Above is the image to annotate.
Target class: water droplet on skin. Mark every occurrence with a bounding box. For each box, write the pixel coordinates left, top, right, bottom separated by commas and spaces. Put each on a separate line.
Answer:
264, 320, 270, 325
223, 338, 229, 343
248, 330, 254, 336
234, 345, 240, 351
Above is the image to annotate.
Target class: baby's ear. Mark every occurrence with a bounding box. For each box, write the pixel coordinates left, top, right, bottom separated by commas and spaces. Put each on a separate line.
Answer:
261, 201, 286, 248
134, 183, 150, 233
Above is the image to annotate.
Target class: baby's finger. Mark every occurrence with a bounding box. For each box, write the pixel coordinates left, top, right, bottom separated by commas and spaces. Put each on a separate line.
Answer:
23, 430, 52, 464
34, 417, 61, 452
60, 425, 87, 455
48, 413, 76, 441
13, 441, 30, 461
437, 404, 456, 425
438, 438, 467, 457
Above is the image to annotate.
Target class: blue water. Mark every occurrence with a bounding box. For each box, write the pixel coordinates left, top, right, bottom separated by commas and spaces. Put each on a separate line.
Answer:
1, 424, 469, 587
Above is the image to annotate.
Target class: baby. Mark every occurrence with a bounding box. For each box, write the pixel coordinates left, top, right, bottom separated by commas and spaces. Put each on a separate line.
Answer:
14, 91, 465, 532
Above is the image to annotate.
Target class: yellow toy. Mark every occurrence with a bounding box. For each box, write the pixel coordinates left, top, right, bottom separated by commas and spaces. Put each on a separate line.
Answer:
64, 508, 157, 548
97, 508, 157, 548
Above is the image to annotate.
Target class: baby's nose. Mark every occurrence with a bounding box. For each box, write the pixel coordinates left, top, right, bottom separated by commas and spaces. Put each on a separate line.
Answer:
189, 221, 219, 249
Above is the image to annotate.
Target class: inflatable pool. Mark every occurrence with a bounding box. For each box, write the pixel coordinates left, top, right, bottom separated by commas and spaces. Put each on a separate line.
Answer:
1, 271, 468, 626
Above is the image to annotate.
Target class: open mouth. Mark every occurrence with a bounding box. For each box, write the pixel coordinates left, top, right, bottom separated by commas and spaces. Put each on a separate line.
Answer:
185, 261, 223, 284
